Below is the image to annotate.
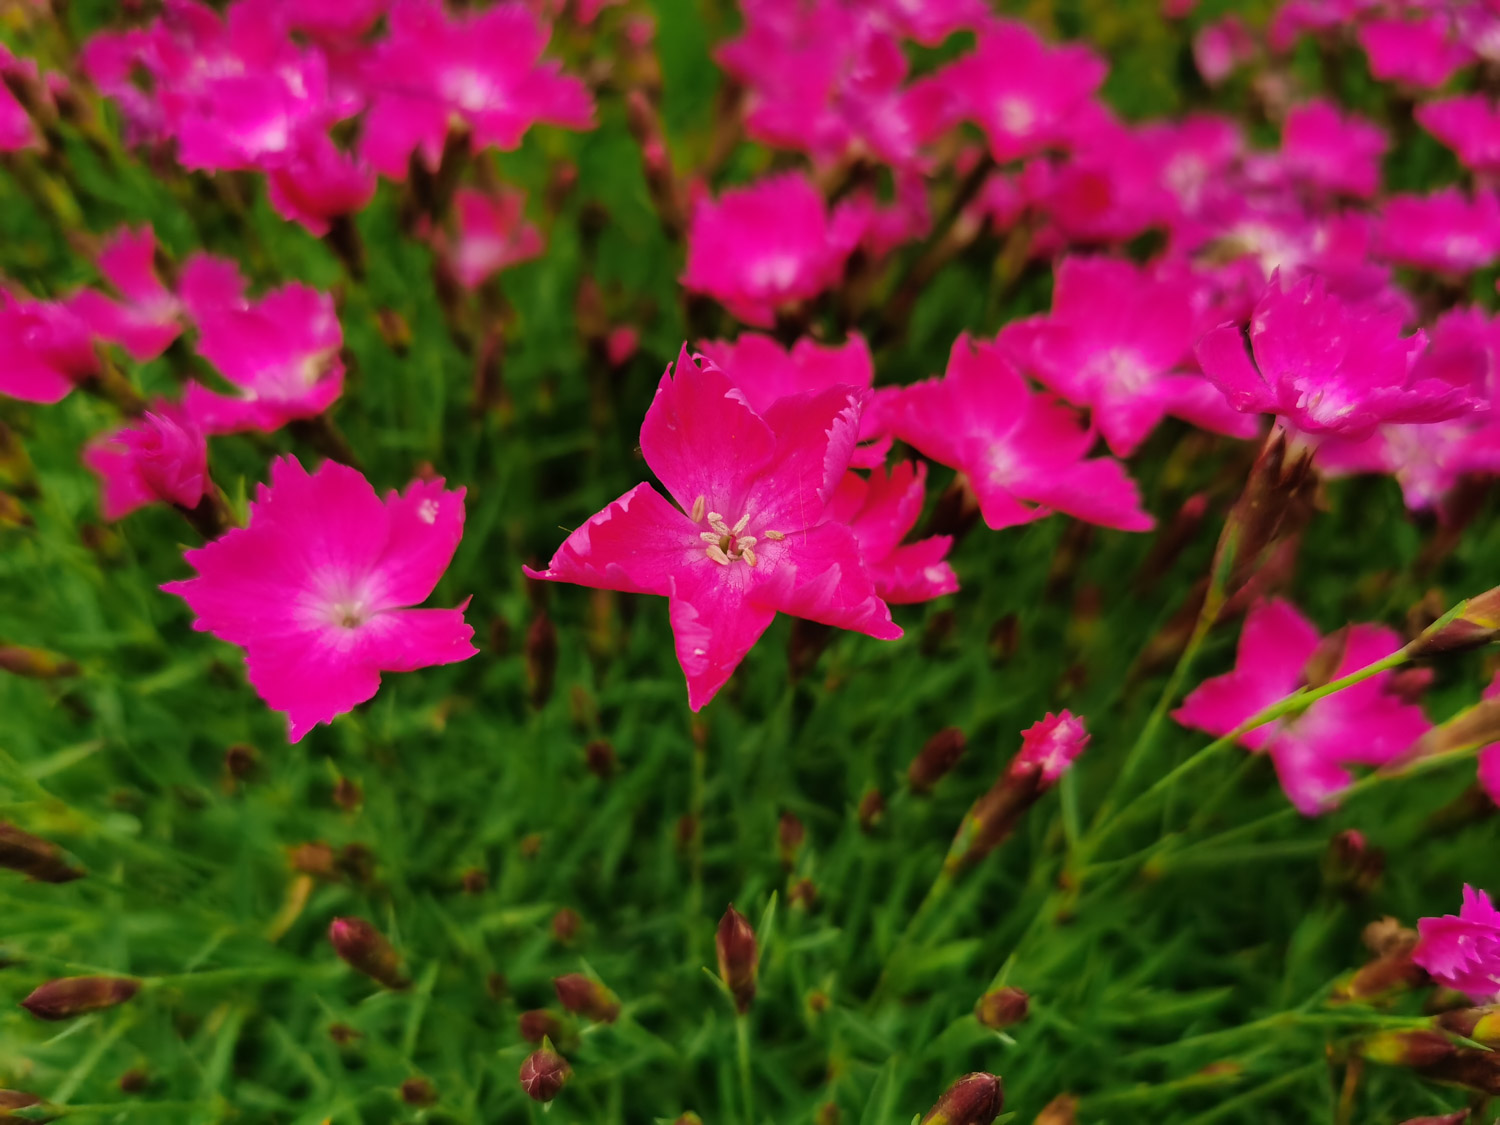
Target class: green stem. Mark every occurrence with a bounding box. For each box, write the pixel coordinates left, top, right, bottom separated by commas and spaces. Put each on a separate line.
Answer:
736, 1014, 754, 1125
866, 869, 954, 1008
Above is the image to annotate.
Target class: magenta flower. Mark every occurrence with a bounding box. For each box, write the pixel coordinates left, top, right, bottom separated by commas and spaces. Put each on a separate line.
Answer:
1316, 420, 1500, 513
82, 402, 208, 521
1270, 0, 1377, 53
1004, 257, 1258, 456
696, 332, 890, 467
0, 46, 39, 152
1416, 95, 1500, 177
1174, 598, 1431, 815
265, 135, 377, 237
1357, 14, 1472, 90
1378, 189, 1500, 275
447, 187, 545, 290
1413, 886, 1500, 1003
68, 227, 182, 362
524, 346, 901, 710
163, 456, 477, 742
1012, 711, 1088, 785
184, 283, 344, 435
824, 462, 958, 605
909, 19, 1106, 162
1279, 100, 1387, 200
891, 334, 1154, 532
360, 0, 594, 179
0, 291, 98, 404
1196, 271, 1473, 438
1193, 16, 1256, 86
267, 0, 388, 40
682, 173, 867, 326
871, 0, 987, 45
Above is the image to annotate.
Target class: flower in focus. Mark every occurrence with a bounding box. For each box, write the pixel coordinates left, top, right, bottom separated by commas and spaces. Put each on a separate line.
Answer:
1196, 270, 1473, 438
696, 332, 890, 466
1357, 14, 1472, 90
1412, 886, 1500, 1002
890, 334, 1154, 532
83, 402, 209, 520
1416, 95, 1500, 178
1174, 598, 1431, 815
360, 0, 594, 179
162, 457, 478, 742
1013, 711, 1089, 784
447, 187, 545, 290
682, 173, 868, 326
0, 291, 98, 404
1003, 256, 1258, 457
69, 226, 183, 361
184, 282, 345, 434
824, 462, 958, 605
1377, 189, 1500, 275
524, 346, 900, 710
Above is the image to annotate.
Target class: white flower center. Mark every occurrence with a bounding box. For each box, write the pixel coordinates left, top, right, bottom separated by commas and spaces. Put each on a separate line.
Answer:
688, 494, 782, 568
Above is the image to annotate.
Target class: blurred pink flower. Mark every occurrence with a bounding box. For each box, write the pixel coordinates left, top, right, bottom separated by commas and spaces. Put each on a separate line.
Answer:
1357, 14, 1473, 90
1174, 598, 1431, 814
1196, 270, 1472, 438
82, 402, 208, 520
891, 334, 1154, 532
1417, 95, 1500, 176
1013, 711, 1088, 785
824, 461, 958, 605
448, 187, 545, 289
696, 332, 890, 467
1193, 16, 1256, 86
871, 0, 987, 45
605, 326, 639, 368
360, 0, 594, 179
908, 19, 1106, 162
524, 346, 901, 710
0, 46, 40, 151
0, 292, 98, 404
184, 282, 345, 434
1413, 886, 1500, 1002
1003, 256, 1258, 456
266, 135, 377, 236
682, 172, 867, 326
1378, 189, 1500, 274
267, 0, 388, 39
1270, 0, 1377, 53
1279, 100, 1387, 199
163, 456, 477, 742
68, 226, 183, 361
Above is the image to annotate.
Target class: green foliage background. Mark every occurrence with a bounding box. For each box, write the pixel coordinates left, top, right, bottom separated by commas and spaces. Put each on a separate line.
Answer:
0, 1, 1497, 1122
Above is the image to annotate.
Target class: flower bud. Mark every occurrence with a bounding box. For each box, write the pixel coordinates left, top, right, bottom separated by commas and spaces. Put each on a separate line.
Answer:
1322, 829, 1384, 896
519, 1046, 571, 1103
551, 907, 581, 943
0, 1089, 53, 1121
1034, 1094, 1077, 1125
0, 492, 30, 529
858, 789, 885, 833
0, 644, 79, 679
0, 822, 84, 883
673, 1115, 703, 1125
777, 812, 805, 870
789, 877, 818, 911
118, 1068, 148, 1094
400, 1078, 437, 1107
519, 1009, 570, 1044
332, 777, 362, 812
1437, 1006, 1500, 1046
554, 973, 620, 1023
919, 1072, 1003, 1125
716, 905, 758, 1014
328, 917, 409, 989
909, 728, 966, 794
1359, 1030, 1455, 1069
1409, 588, 1500, 655
974, 987, 1029, 1030
1409, 697, 1500, 760
121, 409, 208, 510
525, 611, 558, 708
816, 1101, 840, 1125
585, 739, 617, 779
461, 867, 488, 894
1010, 712, 1089, 787
21, 975, 140, 1021
223, 743, 258, 783
288, 841, 338, 879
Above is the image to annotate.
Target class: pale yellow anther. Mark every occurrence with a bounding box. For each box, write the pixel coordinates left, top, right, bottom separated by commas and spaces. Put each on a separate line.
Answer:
706, 545, 731, 566
742, 547, 758, 568
731, 513, 751, 535
737, 536, 757, 550
706, 511, 723, 524
709, 518, 732, 536
764, 530, 785, 541
700, 532, 721, 544
690, 495, 706, 522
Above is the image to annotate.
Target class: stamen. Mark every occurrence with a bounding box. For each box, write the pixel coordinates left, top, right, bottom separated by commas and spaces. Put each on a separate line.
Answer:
764, 530, 785, 541
731, 513, 751, 535
736, 536, 757, 549
690, 495, 706, 522
741, 547, 757, 568
709, 518, 732, 536
706, 511, 723, 524
700, 532, 721, 544
706, 545, 731, 566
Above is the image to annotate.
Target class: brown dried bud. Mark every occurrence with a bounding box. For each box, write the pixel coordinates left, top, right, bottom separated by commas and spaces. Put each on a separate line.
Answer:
400, 1078, 437, 1107
118, 1068, 148, 1094
777, 812, 805, 869
519, 1047, 571, 1103
520, 833, 543, 859
909, 728, 967, 794
0, 822, 84, 883
375, 308, 412, 354
332, 777, 362, 812
0, 644, 79, 679
1437, 1006, 1500, 1046
1322, 829, 1384, 895
223, 743, 258, 781
288, 841, 338, 879
519, 1009, 567, 1044
974, 987, 1029, 1030
1338, 948, 1427, 1002
486, 972, 508, 1002
1409, 588, 1500, 655
1359, 1030, 1455, 1069
551, 907, 581, 944
716, 905, 758, 1014
460, 867, 488, 895
328, 1022, 362, 1047
816, 1101, 841, 1125
858, 789, 885, 833
0, 1089, 52, 1121
525, 611, 558, 708
789, 877, 818, 911
675, 813, 699, 852
1034, 1094, 1078, 1125
1363, 916, 1418, 957
920, 1072, 1003, 1125
21, 975, 140, 1021
554, 973, 620, 1023
328, 917, 409, 989
988, 614, 1020, 664
585, 740, 617, 779
336, 843, 376, 884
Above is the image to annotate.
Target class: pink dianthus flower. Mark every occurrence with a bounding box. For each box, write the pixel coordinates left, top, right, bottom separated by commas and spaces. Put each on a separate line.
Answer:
82, 402, 208, 520
1413, 886, 1500, 1003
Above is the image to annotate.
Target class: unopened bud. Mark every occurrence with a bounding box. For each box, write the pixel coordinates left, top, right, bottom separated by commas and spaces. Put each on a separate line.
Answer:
400, 1078, 437, 1107
525, 611, 558, 708
673, 1115, 704, 1125
21, 975, 140, 1020
909, 728, 966, 794
519, 1046, 571, 1103
716, 905, 758, 1013
858, 789, 885, 833
0, 492, 30, 528
974, 987, 1029, 1030
337, 843, 376, 884
1410, 588, 1500, 655
789, 877, 818, 911
1322, 829, 1384, 895
289, 841, 338, 879
585, 739, 617, 779
777, 812, 805, 869
328, 917, 409, 989
0, 644, 79, 679
519, 1009, 569, 1044
551, 907, 581, 943
554, 973, 620, 1023
920, 1072, 1003, 1125
461, 867, 488, 894
1034, 1094, 1077, 1125
1437, 1006, 1500, 1046
816, 1101, 841, 1125
486, 972, 508, 1002
1409, 697, 1500, 760
0, 1089, 53, 1121
0, 822, 84, 883
118, 1068, 148, 1094
223, 743, 258, 782
332, 777, 362, 812
1360, 1030, 1455, 1069
328, 1022, 362, 1047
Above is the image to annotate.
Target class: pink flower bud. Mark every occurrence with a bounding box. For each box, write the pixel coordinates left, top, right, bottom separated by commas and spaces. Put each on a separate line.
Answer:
21, 976, 140, 1021
553, 973, 620, 1023
974, 987, 1029, 1030
0, 822, 84, 883
909, 728, 967, 793
1011, 712, 1089, 787
920, 1072, 1003, 1125
328, 917, 409, 990
519, 1047, 571, 1103
716, 905, 758, 1014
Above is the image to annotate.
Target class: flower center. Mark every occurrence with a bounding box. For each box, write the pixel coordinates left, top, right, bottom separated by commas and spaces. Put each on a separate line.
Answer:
330, 600, 369, 629
689, 495, 783, 568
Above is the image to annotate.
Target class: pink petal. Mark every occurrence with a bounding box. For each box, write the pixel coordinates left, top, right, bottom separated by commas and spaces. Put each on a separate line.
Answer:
667, 572, 776, 711
748, 520, 901, 641
523, 482, 694, 597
